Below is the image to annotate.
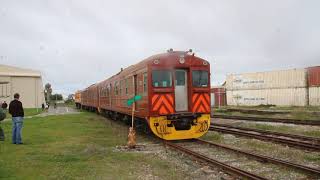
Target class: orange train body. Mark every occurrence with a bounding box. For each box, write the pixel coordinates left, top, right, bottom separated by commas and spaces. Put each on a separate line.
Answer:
78, 50, 211, 140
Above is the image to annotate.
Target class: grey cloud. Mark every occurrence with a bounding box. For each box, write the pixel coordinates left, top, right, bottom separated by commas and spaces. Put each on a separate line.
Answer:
0, 0, 319, 96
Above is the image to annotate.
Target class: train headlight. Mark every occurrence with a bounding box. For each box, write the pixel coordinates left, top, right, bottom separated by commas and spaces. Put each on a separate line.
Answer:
179, 55, 185, 64
203, 61, 208, 66
154, 59, 160, 64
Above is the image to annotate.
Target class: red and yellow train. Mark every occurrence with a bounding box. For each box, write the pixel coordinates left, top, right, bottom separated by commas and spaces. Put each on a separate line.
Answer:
75, 50, 211, 140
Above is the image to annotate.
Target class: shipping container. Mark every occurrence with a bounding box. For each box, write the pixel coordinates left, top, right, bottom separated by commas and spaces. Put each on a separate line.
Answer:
210, 92, 215, 107
211, 86, 226, 107
309, 87, 320, 106
307, 66, 320, 87
226, 68, 307, 90
227, 88, 308, 106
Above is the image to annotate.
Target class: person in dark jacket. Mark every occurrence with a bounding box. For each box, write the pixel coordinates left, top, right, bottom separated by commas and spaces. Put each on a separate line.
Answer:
9, 93, 24, 144
2, 101, 8, 109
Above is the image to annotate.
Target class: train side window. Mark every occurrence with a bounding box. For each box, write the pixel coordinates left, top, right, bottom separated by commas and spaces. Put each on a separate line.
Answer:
192, 70, 208, 87
119, 80, 123, 95
115, 81, 119, 95
152, 70, 172, 87
125, 78, 128, 95
143, 72, 148, 94
106, 85, 109, 97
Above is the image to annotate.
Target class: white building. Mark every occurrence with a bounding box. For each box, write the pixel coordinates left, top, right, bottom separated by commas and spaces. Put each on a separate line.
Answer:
0, 64, 45, 108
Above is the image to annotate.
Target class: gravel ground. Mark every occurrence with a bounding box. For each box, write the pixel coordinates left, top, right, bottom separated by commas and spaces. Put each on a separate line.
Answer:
178, 141, 311, 180
202, 131, 320, 179
212, 118, 320, 138
113, 140, 233, 180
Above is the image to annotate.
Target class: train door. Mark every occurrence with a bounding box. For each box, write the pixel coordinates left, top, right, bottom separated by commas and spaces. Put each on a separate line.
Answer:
174, 69, 188, 111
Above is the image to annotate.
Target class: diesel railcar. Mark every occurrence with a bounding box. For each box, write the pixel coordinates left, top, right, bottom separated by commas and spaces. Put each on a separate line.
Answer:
78, 50, 211, 140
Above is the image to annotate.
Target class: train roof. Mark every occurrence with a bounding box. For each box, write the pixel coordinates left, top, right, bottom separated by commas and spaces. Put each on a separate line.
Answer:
82, 50, 209, 90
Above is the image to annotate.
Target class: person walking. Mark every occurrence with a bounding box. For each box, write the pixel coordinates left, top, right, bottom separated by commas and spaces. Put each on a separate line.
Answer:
9, 93, 24, 145
2, 101, 8, 109
1, 101, 8, 110
0, 107, 6, 141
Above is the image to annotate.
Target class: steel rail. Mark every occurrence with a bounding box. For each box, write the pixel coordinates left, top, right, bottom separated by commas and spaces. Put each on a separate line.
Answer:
212, 115, 320, 126
165, 141, 267, 180
212, 123, 320, 143
209, 126, 320, 151
196, 139, 320, 176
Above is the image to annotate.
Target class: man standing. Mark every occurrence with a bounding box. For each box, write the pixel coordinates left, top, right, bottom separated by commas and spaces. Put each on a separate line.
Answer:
9, 93, 24, 145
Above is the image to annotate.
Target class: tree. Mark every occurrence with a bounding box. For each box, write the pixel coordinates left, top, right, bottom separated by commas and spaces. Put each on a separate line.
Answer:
50, 94, 63, 101
44, 83, 52, 103
67, 94, 74, 100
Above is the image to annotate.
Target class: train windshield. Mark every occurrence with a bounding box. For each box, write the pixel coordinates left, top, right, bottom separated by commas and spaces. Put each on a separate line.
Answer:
152, 70, 172, 87
192, 70, 208, 87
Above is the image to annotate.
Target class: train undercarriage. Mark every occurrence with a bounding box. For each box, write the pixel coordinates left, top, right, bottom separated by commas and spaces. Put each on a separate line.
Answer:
79, 105, 210, 140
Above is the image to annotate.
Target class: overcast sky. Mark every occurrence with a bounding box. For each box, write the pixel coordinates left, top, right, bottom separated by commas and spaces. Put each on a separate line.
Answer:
1, 0, 319, 96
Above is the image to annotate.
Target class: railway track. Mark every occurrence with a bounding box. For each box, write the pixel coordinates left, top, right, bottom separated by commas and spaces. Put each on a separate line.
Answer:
165, 140, 320, 179
210, 123, 320, 151
212, 115, 320, 126
165, 141, 267, 180
196, 139, 320, 176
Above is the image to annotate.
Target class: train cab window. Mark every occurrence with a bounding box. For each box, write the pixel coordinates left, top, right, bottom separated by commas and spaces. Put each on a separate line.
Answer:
143, 72, 148, 93
175, 70, 186, 86
152, 70, 172, 87
192, 70, 208, 87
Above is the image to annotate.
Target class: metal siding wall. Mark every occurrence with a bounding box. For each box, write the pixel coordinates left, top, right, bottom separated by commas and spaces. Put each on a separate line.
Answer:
11, 77, 37, 108
309, 87, 320, 106
227, 88, 307, 106
36, 77, 45, 108
226, 68, 307, 90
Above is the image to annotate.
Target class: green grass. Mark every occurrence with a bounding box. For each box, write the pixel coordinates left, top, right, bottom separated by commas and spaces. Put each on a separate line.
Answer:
201, 131, 224, 142
0, 113, 185, 180
5, 108, 43, 118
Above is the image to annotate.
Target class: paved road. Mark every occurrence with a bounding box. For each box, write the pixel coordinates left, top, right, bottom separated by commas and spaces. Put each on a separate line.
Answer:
2, 105, 79, 122
38, 105, 80, 117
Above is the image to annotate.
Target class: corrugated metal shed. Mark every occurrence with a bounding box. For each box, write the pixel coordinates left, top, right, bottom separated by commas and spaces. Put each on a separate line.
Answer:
226, 68, 307, 90
211, 86, 226, 107
0, 64, 41, 77
0, 64, 45, 108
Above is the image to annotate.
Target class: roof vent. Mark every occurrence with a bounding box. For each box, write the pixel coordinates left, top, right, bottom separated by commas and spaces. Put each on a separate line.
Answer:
167, 48, 173, 52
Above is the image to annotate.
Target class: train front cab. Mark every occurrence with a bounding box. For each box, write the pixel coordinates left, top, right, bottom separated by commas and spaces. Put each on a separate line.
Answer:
148, 59, 211, 140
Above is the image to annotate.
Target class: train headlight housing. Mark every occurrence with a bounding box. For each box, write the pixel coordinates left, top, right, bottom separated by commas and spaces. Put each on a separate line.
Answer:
153, 59, 160, 64
179, 55, 185, 64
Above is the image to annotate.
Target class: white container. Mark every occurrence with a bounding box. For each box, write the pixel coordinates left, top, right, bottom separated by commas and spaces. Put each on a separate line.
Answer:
226, 68, 307, 90
227, 88, 308, 106
211, 93, 215, 107
309, 87, 320, 106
